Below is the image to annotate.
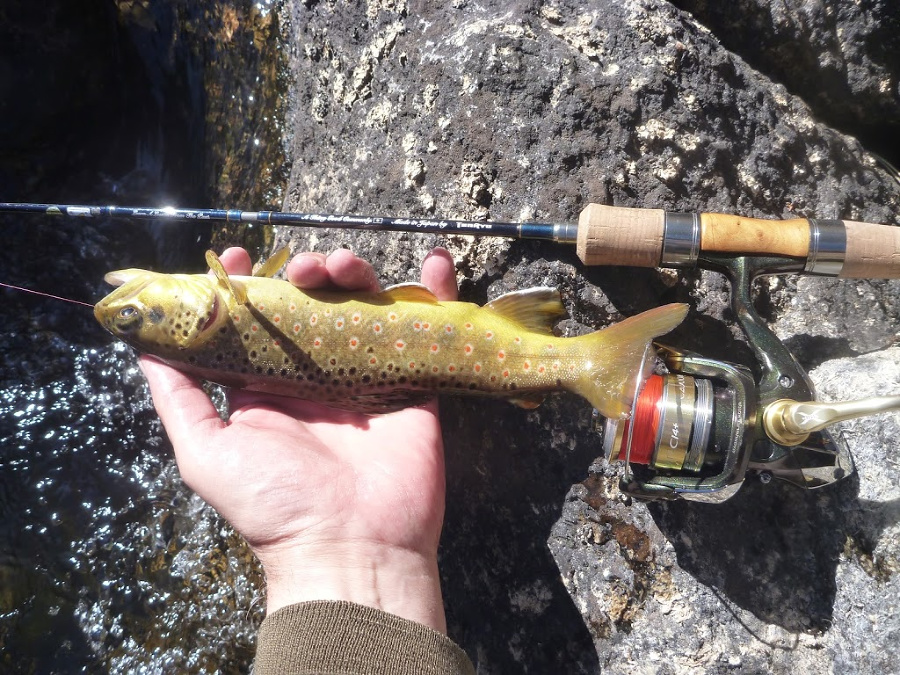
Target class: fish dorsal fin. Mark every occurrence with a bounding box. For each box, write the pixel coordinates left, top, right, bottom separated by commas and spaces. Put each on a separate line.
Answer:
254, 247, 290, 278
380, 282, 440, 304
486, 287, 565, 335
205, 250, 248, 304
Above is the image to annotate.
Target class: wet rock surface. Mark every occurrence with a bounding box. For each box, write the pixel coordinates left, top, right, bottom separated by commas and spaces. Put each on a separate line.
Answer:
278, 0, 900, 672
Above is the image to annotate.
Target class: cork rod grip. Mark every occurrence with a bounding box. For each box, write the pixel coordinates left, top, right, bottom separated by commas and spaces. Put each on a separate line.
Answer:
698, 213, 811, 258
576, 204, 665, 266
840, 220, 900, 278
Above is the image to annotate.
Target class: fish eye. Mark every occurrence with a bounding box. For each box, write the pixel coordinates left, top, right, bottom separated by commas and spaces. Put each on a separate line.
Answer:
118, 306, 138, 319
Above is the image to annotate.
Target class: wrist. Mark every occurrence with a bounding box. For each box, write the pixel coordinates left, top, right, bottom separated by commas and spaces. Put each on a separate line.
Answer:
260, 540, 447, 634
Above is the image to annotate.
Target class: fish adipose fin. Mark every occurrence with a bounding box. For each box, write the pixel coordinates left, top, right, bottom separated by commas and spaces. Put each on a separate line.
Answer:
205, 250, 248, 305
571, 303, 688, 420
486, 288, 566, 335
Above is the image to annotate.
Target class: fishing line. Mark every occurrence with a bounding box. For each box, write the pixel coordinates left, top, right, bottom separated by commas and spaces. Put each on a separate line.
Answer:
0, 281, 94, 308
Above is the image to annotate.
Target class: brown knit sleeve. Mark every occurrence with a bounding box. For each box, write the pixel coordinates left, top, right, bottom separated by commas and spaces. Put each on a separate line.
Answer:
254, 601, 475, 675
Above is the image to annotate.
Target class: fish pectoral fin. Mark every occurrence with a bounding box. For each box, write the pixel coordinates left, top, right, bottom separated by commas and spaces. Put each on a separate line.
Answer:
486, 287, 566, 335
253, 247, 290, 278
381, 282, 440, 304
104, 268, 155, 287
508, 393, 546, 409
205, 250, 248, 304
344, 391, 436, 413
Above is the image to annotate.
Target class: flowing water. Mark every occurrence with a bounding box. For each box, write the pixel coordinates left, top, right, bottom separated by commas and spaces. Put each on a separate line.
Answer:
0, 1, 287, 671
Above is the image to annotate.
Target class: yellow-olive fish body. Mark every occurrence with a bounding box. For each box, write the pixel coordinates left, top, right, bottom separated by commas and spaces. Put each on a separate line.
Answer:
94, 251, 687, 417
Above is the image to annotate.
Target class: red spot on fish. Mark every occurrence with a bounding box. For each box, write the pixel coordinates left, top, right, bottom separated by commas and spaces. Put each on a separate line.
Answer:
430, 344, 439, 353
413, 321, 422, 331
465, 322, 473, 330
274, 315, 281, 323
349, 338, 359, 349
408, 361, 416, 369
502, 369, 510, 378
352, 313, 361, 324
422, 322, 431, 331
514, 336, 521, 343
274, 340, 280, 347
448, 365, 456, 373
497, 350, 506, 360
464, 344, 473, 355
251, 325, 259, 332
485, 331, 494, 340
335, 318, 345, 330
490, 375, 497, 382
370, 356, 378, 365
538, 365, 545, 374
293, 323, 301, 333
444, 325, 453, 333
233, 314, 241, 323
310, 314, 318, 326
258, 303, 265, 311
373, 323, 382, 333
395, 340, 406, 350
388, 312, 398, 322
523, 361, 530, 370
474, 363, 482, 373
432, 365, 439, 373
313, 338, 322, 348
290, 303, 297, 312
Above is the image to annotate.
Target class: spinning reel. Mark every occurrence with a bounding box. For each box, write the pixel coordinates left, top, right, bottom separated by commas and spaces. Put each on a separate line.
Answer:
603, 252, 893, 503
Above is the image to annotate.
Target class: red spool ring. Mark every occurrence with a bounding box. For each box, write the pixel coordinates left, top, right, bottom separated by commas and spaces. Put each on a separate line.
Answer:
619, 374, 664, 466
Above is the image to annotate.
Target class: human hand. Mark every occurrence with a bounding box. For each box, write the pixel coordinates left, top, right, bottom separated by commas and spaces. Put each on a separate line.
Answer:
140, 245, 458, 633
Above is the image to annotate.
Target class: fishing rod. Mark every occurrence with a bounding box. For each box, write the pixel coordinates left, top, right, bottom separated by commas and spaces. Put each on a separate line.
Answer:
2, 200, 899, 279
4, 198, 900, 502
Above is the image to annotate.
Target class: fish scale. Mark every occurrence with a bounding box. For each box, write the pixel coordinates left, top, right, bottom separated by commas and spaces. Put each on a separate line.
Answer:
94, 251, 688, 417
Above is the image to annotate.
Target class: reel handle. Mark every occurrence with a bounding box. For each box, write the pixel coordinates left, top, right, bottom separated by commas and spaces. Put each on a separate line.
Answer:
575, 203, 900, 278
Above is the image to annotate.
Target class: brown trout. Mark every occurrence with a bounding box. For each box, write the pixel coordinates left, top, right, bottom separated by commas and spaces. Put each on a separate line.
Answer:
94, 250, 687, 417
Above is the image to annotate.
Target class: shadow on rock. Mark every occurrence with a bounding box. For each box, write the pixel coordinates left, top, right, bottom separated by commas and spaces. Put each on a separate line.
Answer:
439, 396, 601, 673
650, 472, 861, 632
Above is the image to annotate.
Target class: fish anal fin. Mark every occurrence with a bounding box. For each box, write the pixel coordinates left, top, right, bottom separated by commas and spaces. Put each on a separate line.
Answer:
380, 282, 440, 304
508, 392, 546, 409
205, 250, 248, 304
486, 287, 566, 335
254, 247, 290, 278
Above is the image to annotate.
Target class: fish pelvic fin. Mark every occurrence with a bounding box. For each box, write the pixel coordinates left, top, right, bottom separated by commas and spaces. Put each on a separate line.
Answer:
253, 247, 290, 278
486, 287, 566, 335
570, 303, 688, 420
205, 250, 248, 305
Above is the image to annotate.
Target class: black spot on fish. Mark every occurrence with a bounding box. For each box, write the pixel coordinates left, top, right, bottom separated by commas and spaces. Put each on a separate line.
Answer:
281, 369, 288, 377
329, 358, 337, 366
348, 367, 357, 375
175, 323, 182, 329
188, 356, 196, 363
148, 307, 165, 324
255, 366, 263, 374
345, 380, 353, 387
398, 376, 407, 384
262, 345, 268, 353
332, 379, 340, 386
306, 374, 315, 381
219, 327, 228, 334
267, 368, 275, 376
338, 368, 345, 376
468, 383, 477, 390
182, 330, 189, 337
362, 375, 371, 383
250, 350, 257, 358
366, 346, 375, 354
509, 383, 517, 390
243, 333, 250, 341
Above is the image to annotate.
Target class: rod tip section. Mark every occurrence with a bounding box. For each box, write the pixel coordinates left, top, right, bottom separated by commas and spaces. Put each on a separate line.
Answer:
576, 204, 665, 267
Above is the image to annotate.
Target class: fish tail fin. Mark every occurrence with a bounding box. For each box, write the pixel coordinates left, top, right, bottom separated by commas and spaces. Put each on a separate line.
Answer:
570, 303, 688, 420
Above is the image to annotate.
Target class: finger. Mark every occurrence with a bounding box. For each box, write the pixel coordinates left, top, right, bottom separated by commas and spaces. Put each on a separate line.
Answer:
286, 252, 330, 288
324, 249, 380, 292
421, 247, 458, 301
139, 356, 224, 460
217, 247, 253, 275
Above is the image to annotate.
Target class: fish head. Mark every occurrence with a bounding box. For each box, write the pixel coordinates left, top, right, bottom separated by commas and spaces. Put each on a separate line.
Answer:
94, 269, 225, 353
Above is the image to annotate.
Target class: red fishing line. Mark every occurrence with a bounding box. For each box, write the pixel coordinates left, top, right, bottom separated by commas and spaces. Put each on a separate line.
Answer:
620, 374, 663, 466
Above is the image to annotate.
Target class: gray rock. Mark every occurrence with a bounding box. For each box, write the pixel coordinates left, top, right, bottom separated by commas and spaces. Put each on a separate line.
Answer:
276, 0, 900, 672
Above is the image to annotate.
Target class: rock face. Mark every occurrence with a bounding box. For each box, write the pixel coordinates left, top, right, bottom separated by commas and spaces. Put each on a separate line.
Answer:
277, 0, 900, 672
